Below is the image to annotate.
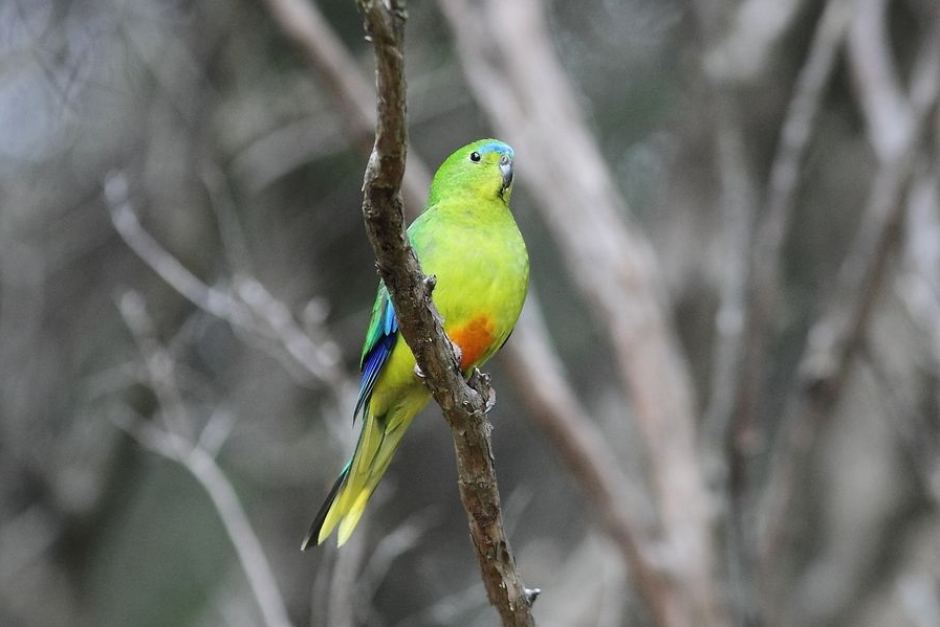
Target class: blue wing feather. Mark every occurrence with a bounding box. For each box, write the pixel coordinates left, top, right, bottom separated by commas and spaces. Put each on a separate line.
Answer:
353, 296, 398, 421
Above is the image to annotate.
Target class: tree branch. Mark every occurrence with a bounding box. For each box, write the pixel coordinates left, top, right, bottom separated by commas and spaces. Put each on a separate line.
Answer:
700, 0, 811, 83
352, 1, 535, 625
847, 0, 912, 162
691, 5, 765, 624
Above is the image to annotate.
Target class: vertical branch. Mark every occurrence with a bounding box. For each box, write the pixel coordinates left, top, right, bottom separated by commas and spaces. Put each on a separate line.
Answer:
693, 5, 764, 622
352, 1, 535, 625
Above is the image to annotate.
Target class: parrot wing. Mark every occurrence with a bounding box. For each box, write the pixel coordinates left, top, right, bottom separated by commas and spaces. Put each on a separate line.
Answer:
354, 283, 398, 421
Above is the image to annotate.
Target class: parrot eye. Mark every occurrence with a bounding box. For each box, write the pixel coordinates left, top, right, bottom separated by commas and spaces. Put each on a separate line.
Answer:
469, 151, 481, 162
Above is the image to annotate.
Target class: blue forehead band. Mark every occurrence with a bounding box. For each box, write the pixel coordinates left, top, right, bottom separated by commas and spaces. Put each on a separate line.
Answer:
477, 142, 513, 158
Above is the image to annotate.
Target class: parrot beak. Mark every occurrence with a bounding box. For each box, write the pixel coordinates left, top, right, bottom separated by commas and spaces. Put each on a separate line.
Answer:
499, 155, 514, 193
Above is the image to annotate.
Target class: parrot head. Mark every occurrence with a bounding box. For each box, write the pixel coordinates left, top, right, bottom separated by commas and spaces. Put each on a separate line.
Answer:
428, 139, 515, 206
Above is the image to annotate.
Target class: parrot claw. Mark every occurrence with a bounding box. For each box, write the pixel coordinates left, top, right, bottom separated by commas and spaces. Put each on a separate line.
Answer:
471, 369, 496, 413
413, 338, 462, 381
484, 389, 496, 413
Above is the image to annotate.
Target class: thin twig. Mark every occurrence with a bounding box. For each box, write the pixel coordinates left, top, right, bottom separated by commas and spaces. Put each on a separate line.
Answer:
900, 171, 940, 375
354, 508, 436, 622
117, 415, 295, 627
115, 292, 293, 627
105, 175, 252, 327
693, 4, 764, 621
352, 1, 535, 624
117, 291, 193, 441
702, 104, 759, 455
324, 518, 368, 627
104, 173, 346, 391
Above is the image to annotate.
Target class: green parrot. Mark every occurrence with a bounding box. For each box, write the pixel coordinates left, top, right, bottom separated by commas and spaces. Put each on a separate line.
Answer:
302, 139, 529, 549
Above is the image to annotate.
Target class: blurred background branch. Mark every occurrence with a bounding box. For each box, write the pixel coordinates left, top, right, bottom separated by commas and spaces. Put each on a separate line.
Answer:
114, 290, 293, 627
761, 11, 940, 579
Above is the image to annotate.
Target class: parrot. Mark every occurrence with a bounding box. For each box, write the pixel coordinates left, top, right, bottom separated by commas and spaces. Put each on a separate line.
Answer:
301, 139, 529, 549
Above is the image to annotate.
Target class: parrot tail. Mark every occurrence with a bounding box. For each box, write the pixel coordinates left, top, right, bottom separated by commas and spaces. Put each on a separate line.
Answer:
301, 405, 415, 549
300, 461, 349, 551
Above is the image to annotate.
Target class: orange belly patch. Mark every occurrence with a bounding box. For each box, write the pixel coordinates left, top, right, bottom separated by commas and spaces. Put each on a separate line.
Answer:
449, 315, 496, 370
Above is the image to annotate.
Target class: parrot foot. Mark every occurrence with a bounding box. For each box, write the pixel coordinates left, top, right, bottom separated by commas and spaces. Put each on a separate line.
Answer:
412, 341, 463, 381
471, 369, 496, 413
484, 389, 496, 413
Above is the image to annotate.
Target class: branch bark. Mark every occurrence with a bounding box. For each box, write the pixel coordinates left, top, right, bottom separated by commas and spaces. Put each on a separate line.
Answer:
352, 1, 535, 625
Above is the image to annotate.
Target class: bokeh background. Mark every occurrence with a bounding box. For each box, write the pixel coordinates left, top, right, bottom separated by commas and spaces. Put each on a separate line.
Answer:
2, 0, 940, 626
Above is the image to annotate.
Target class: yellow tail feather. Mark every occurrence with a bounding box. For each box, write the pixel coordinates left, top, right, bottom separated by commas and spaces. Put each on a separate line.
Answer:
311, 396, 424, 547
337, 490, 373, 546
